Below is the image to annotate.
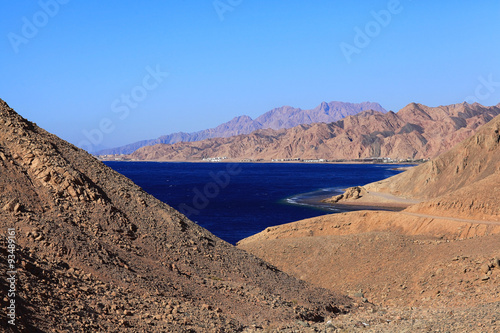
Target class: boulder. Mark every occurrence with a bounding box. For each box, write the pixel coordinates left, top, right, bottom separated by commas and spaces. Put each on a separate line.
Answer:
343, 186, 367, 200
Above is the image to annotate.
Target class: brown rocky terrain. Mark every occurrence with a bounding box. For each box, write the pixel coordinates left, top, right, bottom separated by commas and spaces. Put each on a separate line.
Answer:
0, 99, 355, 332
3, 96, 500, 332
97, 101, 384, 155
340, 113, 500, 221
126, 102, 500, 162
239, 114, 500, 331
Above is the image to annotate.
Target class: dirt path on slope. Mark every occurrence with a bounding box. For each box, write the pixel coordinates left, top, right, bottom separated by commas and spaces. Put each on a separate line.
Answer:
328, 190, 500, 227
401, 211, 500, 226
367, 191, 420, 204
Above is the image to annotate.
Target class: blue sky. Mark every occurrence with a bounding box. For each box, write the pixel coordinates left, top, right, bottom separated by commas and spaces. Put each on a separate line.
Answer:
1, 0, 499, 152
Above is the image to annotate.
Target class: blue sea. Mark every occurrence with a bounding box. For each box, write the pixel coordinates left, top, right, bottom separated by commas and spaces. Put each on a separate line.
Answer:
105, 162, 408, 245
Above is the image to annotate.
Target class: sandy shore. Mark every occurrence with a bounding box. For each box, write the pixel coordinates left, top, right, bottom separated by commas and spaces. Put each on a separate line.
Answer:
99, 157, 420, 166
322, 189, 421, 211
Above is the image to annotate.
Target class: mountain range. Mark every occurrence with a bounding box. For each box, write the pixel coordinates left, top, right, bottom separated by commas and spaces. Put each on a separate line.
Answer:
97, 101, 386, 155
128, 102, 500, 161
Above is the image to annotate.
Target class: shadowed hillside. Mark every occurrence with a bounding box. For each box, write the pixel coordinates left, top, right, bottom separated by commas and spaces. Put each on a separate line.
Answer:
0, 99, 350, 332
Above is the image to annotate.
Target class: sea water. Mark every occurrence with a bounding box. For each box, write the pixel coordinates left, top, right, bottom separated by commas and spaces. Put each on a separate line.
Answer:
105, 162, 409, 244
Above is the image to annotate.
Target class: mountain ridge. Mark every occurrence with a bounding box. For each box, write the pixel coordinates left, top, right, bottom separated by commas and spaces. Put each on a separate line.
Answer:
127, 102, 500, 161
97, 101, 386, 155
364, 112, 500, 220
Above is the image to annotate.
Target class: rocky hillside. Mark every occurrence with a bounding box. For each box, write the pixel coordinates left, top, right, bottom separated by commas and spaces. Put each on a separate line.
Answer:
364, 113, 500, 220
238, 114, 500, 331
321, 111, 500, 222
238, 210, 500, 331
365, 112, 500, 199
128, 102, 500, 161
0, 99, 351, 332
97, 101, 385, 155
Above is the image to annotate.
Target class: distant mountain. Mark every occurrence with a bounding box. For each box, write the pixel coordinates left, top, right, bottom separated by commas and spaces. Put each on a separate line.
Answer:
127, 102, 500, 161
97, 101, 386, 155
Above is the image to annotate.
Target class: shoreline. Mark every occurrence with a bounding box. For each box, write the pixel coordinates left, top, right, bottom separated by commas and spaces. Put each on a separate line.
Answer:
293, 190, 414, 213
320, 188, 421, 211
100, 158, 420, 166
325, 200, 413, 211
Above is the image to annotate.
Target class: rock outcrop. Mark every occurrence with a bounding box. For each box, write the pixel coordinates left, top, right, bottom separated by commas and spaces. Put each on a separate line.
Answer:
322, 186, 367, 203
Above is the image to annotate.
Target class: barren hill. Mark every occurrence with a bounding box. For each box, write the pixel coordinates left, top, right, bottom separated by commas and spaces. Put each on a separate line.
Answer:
97, 101, 384, 155
128, 102, 500, 161
362, 113, 500, 221
365, 112, 500, 198
238, 112, 500, 331
0, 99, 351, 332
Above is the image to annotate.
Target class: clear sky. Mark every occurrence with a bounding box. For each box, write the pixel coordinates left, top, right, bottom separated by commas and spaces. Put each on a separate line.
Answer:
1, 0, 499, 152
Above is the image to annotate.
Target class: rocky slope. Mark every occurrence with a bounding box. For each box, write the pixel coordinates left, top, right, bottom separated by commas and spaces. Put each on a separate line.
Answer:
360, 113, 500, 220
238, 213, 500, 332
238, 114, 500, 331
128, 102, 500, 161
0, 99, 352, 332
97, 101, 385, 155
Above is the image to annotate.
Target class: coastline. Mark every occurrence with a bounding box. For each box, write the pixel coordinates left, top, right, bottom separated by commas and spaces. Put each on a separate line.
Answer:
290, 188, 417, 213
99, 157, 420, 166
321, 187, 421, 211
323, 201, 410, 212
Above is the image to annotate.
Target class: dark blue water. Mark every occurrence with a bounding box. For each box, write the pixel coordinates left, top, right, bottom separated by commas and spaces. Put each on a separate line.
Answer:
105, 162, 408, 244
